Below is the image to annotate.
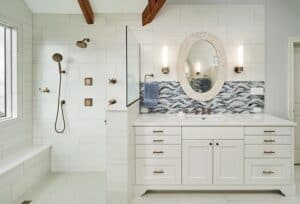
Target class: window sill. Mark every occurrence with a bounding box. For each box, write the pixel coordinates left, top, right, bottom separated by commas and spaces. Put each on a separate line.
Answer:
0, 117, 19, 128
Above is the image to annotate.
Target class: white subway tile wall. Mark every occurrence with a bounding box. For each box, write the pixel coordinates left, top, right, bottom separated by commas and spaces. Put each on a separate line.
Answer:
32, 14, 128, 172
134, 4, 265, 82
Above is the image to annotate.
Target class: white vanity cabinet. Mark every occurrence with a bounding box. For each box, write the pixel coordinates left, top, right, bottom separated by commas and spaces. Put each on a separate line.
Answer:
135, 126, 182, 185
182, 127, 244, 185
133, 115, 296, 196
213, 140, 244, 184
182, 140, 213, 184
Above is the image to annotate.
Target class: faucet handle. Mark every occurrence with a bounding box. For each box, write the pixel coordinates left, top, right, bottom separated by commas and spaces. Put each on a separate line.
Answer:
201, 108, 212, 115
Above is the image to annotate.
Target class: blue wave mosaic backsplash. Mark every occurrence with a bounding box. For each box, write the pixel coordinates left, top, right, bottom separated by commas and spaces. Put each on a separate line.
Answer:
141, 81, 264, 114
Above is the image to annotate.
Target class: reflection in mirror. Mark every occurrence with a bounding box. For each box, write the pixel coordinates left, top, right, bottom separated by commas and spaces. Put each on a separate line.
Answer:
185, 40, 219, 93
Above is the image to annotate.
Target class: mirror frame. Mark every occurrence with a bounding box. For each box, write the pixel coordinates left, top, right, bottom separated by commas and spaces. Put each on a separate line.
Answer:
177, 32, 227, 101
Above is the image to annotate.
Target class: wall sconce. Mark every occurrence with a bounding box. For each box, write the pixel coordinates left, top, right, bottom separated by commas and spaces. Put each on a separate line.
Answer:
234, 45, 244, 73
161, 45, 170, 75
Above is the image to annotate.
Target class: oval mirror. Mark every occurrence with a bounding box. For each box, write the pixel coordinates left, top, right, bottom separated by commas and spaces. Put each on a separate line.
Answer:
177, 33, 227, 101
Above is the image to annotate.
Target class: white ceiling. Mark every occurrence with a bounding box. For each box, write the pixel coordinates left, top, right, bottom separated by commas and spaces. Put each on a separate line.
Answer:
24, 0, 148, 13
24, 0, 265, 14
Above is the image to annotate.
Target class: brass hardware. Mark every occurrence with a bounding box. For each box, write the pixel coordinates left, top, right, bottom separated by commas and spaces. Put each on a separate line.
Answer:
263, 170, 275, 174
39, 87, 50, 93
234, 66, 244, 73
162, 67, 170, 75
153, 151, 164, 154
109, 78, 117, 84
264, 150, 275, 154
264, 130, 276, 133
264, 139, 276, 143
153, 170, 164, 174
152, 130, 164, 133
153, 139, 164, 142
108, 99, 117, 105
76, 38, 90, 48
84, 98, 93, 107
84, 77, 93, 86
144, 74, 154, 84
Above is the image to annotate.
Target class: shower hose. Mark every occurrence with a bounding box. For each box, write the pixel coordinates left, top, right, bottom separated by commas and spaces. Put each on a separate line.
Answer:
54, 70, 66, 133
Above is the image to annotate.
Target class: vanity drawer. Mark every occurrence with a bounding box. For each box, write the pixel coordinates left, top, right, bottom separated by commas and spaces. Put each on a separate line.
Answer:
245, 145, 291, 158
182, 127, 243, 139
136, 159, 181, 185
136, 145, 181, 158
135, 127, 181, 136
245, 136, 291, 145
245, 159, 291, 184
136, 136, 181, 145
245, 127, 291, 136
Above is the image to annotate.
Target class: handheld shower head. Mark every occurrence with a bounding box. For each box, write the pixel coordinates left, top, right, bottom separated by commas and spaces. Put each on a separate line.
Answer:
76, 38, 90, 48
52, 53, 65, 74
52, 53, 63, 62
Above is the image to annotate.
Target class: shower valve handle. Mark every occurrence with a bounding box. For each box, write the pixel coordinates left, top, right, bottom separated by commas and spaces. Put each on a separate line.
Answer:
109, 99, 117, 105
109, 78, 117, 84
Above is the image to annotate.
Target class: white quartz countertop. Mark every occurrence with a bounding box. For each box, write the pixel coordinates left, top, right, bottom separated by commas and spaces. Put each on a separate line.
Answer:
133, 114, 297, 127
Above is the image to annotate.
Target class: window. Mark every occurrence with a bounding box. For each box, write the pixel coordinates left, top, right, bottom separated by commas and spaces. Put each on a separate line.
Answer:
0, 23, 16, 120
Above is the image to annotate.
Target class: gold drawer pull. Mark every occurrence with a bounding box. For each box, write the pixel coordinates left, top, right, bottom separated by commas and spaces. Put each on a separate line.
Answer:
264, 150, 275, 154
153, 170, 164, 174
153, 140, 164, 142
152, 130, 164, 133
263, 170, 275, 174
264, 139, 276, 143
153, 151, 164, 154
264, 130, 276, 133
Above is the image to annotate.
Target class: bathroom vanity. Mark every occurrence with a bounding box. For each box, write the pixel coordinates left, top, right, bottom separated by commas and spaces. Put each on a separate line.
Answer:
133, 114, 296, 196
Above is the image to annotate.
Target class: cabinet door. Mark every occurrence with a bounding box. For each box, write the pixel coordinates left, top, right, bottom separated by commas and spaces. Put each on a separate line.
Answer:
213, 140, 244, 184
183, 140, 213, 184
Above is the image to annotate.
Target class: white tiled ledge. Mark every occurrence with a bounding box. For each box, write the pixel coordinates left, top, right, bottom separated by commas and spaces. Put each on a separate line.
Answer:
0, 145, 51, 176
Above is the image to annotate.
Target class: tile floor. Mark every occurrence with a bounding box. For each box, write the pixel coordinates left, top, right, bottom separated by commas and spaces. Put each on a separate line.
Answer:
16, 173, 105, 204
17, 166, 300, 204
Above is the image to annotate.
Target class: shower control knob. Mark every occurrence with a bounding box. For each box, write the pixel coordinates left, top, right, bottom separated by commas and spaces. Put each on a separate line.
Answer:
109, 78, 117, 84
109, 99, 117, 105
39, 87, 50, 93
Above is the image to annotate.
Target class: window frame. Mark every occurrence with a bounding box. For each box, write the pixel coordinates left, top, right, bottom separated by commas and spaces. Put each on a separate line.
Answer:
0, 21, 18, 125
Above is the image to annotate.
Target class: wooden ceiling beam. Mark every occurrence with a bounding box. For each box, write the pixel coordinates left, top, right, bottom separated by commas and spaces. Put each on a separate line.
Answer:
142, 0, 166, 26
78, 0, 94, 24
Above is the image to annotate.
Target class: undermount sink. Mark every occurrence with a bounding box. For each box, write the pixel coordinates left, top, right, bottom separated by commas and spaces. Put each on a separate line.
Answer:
182, 114, 224, 121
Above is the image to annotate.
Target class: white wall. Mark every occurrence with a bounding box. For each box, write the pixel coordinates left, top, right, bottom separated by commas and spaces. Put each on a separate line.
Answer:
265, 0, 300, 118
32, 14, 131, 172
0, 0, 33, 159
133, 4, 265, 82
106, 103, 139, 204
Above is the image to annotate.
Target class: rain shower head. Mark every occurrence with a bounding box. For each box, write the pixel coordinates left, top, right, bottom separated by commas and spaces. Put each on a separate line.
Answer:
76, 38, 90, 48
52, 53, 63, 62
